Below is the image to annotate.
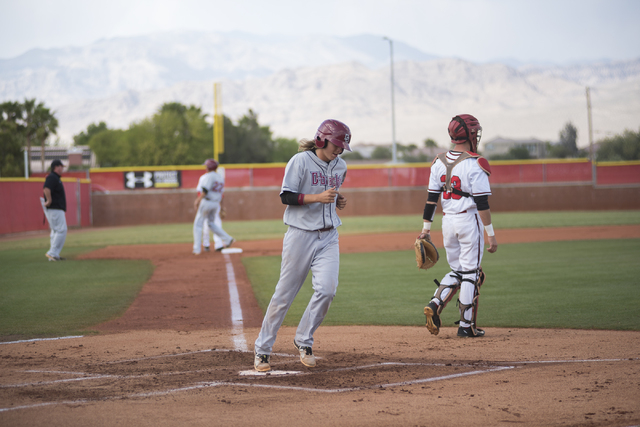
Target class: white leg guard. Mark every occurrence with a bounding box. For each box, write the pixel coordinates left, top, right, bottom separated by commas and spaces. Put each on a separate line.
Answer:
430, 271, 461, 315
457, 267, 485, 335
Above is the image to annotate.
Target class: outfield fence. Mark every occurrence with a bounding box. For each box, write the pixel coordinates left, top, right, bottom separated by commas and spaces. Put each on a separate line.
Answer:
83, 159, 639, 191
0, 178, 92, 235
1, 160, 639, 233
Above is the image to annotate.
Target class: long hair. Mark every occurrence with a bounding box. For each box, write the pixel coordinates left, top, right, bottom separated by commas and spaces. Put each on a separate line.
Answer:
298, 138, 316, 152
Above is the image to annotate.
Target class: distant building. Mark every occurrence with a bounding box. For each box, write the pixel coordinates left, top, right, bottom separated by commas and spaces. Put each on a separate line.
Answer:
482, 137, 547, 159
25, 146, 97, 173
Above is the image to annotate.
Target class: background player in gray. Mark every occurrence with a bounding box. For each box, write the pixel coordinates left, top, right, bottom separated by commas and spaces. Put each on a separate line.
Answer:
421, 114, 498, 338
254, 119, 351, 372
41, 159, 67, 261
192, 159, 234, 255
201, 166, 227, 252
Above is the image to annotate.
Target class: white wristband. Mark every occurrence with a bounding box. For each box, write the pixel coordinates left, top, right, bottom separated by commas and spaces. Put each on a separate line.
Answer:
422, 222, 431, 231
484, 224, 495, 236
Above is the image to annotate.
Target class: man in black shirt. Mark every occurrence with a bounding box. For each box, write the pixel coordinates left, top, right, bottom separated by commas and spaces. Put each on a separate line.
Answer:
42, 159, 67, 261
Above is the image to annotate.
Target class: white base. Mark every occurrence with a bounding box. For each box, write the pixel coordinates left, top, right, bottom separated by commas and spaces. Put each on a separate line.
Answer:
221, 247, 243, 254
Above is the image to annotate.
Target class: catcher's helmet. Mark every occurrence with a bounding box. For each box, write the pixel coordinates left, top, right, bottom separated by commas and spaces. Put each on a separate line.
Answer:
314, 119, 352, 152
448, 114, 482, 153
204, 158, 219, 171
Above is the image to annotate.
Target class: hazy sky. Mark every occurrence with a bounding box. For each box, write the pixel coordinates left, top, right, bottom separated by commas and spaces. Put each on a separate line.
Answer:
2, 0, 639, 63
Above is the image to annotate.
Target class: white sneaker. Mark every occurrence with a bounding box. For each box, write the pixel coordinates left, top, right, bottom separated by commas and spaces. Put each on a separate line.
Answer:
293, 340, 316, 367
254, 353, 271, 372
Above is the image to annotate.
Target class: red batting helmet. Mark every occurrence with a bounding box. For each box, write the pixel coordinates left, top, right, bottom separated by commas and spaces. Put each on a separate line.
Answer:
314, 119, 352, 152
448, 114, 482, 153
204, 159, 219, 171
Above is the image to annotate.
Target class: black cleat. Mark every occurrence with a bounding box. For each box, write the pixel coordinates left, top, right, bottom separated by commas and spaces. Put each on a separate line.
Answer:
424, 302, 441, 336
457, 326, 485, 338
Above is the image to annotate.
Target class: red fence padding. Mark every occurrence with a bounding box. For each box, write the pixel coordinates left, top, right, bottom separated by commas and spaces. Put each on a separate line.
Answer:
252, 167, 286, 187
344, 168, 392, 188
545, 162, 592, 182
65, 181, 79, 227
597, 164, 640, 185
0, 180, 91, 235
0, 182, 48, 234
81, 183, 92, 227
90, 172, 124, 192
491, 164, 544, 184
391, 167, 430, 187
225, 168, 252, 187
180, 170, 203, 189
78, 161, 640, 192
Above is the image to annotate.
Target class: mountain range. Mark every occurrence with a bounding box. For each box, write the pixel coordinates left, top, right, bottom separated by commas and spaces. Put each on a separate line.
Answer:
1, 31, 638, 149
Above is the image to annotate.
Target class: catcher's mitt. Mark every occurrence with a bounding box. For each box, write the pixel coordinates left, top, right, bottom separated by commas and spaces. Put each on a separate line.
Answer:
415, 236, 439, 270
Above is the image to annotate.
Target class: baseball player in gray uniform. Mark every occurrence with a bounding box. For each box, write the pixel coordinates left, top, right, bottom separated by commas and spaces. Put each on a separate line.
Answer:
201, 167, 226, 252
201, 213, 224, 251
254, 119, 351, 372
192, 159, 234, 255
420, 114, 498, 338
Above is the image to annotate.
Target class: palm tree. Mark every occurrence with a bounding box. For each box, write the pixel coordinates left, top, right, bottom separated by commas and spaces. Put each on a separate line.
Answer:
22, 99, 37, 175
33, 103, 59, 172
21, 99, 58, 173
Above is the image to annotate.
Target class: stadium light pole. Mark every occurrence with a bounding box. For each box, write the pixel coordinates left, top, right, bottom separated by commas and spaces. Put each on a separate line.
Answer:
383, 36, 398, 163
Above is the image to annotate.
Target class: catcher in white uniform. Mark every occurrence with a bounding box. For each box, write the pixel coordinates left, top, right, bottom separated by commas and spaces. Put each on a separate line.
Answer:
192, 159, 234, 255
254, 119, 350, 372
420, 114, 498, 338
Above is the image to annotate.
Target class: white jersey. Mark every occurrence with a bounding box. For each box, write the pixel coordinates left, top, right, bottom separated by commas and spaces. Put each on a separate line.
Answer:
428, 150, 491, 215
196, 170, 225, 203
281, 150, 347, 231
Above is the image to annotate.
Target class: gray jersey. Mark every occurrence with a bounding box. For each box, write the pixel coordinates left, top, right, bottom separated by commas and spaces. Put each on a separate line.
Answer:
197, 171, 225, 203
281, 150, 347, 231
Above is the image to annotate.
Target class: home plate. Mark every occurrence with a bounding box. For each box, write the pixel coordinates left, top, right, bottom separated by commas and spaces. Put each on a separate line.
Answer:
239, 370, 301, 376
221, 248, 243, 254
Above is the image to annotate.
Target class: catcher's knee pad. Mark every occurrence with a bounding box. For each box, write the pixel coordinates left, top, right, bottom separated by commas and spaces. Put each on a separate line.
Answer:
432, 272, 461, 314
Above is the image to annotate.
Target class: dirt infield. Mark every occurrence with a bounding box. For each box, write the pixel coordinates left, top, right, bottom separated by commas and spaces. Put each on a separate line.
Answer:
1, 226, 639, 426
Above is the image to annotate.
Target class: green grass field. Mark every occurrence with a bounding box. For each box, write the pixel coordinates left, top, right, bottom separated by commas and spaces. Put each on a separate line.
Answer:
1, 211, 639, 340
245, 239, 640, 330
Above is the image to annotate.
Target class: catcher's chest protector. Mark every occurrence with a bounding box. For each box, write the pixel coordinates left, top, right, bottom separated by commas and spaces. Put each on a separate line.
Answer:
437, 151, 473, 193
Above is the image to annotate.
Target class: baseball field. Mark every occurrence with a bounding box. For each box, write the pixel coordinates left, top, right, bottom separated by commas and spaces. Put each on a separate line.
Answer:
1, 211, 639, 426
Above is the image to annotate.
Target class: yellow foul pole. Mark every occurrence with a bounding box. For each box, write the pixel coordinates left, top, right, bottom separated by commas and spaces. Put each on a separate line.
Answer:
213, 82, 224, 161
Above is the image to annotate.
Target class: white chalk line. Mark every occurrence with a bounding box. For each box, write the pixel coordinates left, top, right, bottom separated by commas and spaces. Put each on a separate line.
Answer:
1, 368, 221, 389
224, 253, 248, 352
509, 358, 639, 364
0, 364, 509, 412
0, 335, 84, 345
3, 356, 636, 413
